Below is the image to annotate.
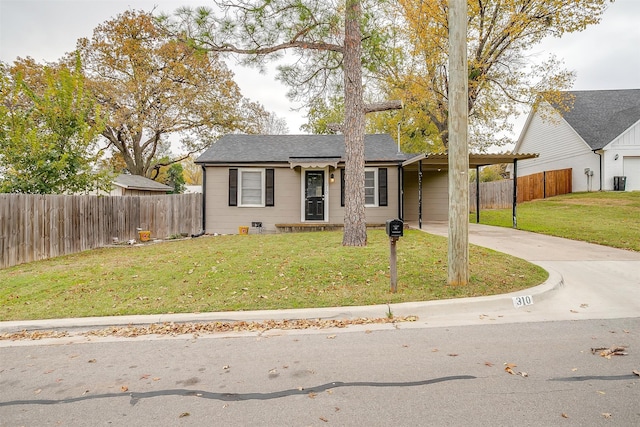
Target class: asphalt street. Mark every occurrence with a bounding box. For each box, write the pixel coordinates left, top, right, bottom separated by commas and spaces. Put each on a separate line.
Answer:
1, 223, 639, 426
1, 318, 639, 426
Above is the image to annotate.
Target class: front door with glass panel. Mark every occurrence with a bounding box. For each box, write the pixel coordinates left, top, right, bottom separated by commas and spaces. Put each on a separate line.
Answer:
305, 170, 325, 221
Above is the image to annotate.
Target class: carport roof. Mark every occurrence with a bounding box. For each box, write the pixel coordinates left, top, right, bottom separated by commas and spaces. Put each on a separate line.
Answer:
402, 152, 538, 169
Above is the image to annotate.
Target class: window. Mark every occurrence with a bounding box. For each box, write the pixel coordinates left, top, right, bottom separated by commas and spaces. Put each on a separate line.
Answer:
240, 170, 263, 206
364, 169, 377, 206
341, 167, 388, 207
229, 168, 275, 207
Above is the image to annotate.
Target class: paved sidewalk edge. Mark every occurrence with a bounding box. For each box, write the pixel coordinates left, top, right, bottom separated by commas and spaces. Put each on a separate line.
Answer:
0, 267, 563, 334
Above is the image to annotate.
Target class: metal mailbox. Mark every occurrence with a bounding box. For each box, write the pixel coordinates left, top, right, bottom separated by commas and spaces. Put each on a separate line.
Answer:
385, 219, 404, 238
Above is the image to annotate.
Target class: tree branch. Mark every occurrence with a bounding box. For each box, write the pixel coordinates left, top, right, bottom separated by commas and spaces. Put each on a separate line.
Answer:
364, 99, 402, 114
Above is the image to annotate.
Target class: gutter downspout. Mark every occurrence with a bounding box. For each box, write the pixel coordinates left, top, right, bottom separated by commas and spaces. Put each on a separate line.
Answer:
594, 150, 603, 191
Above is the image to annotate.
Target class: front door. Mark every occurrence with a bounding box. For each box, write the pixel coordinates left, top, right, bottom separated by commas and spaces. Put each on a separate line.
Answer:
305, 170, 325, 221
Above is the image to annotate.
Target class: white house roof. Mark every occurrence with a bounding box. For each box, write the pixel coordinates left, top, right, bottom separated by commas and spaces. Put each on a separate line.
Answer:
551, 89, 640, 150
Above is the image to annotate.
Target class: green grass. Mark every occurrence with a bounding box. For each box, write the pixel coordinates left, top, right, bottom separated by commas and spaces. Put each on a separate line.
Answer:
0, 230, 547, 321
472, 192, 640, 251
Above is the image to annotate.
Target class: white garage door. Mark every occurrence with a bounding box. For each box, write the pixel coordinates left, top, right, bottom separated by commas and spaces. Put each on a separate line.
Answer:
623, 157, 640, 191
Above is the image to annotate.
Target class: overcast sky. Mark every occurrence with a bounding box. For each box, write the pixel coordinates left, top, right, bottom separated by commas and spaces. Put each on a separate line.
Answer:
1, 0, 639, 142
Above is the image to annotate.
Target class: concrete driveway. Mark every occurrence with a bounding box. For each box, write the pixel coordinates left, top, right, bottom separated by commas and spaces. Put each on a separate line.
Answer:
408, 222, 640, 326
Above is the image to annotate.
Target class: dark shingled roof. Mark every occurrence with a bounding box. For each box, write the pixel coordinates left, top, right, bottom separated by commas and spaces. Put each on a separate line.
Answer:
195, 134, 410, 164
555, 89, 640, 150
113, 174, 172, 192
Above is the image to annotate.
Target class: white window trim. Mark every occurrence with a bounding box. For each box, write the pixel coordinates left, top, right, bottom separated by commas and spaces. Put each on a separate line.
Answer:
238, 168, 265, 207
364, 168, 379, 207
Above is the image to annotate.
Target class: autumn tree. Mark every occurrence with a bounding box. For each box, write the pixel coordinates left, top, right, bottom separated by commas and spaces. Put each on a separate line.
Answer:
167, 0, 400, 246
381, 0, 611, 151
0, 58, 110, 194
75, 10, 275, 178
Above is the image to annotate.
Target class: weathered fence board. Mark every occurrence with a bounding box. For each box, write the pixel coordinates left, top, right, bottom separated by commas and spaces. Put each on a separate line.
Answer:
0, 193, 202, 269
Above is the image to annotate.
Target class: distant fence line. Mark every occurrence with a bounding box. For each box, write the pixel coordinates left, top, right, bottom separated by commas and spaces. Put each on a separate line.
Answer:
470, 168, 572, 212
0, 193, 202, 269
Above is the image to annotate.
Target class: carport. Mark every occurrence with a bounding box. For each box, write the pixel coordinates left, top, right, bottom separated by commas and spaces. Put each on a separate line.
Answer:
401, 152, 538, 228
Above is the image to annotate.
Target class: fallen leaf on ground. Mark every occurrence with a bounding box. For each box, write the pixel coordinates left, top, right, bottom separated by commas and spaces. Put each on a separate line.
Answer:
484, 362, 494, 367
571, 368, 578, 372
448, 353, 458, 357
632, 370, 639, 376
223, 365, 230, 370
319, 417, 328, 422
570, 310, 579, 313
561, 413, 569, 418
308, 392, 317, 399
504, 363, 528, 377
179, 412, 190, 418
602, 413, 612, 419
580, 303, 589, 308
34, 389, 42, 395
2, 316, 420, 341
121, 385, 128, 392
327, 335, 336, 339
140, 374, 150, 380
591, 346, 628, 358
88, 359, 96, 363
504, 363, 517, 375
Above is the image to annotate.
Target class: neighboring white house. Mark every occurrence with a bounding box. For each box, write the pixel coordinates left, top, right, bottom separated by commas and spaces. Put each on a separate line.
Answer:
513, 89, 640, 191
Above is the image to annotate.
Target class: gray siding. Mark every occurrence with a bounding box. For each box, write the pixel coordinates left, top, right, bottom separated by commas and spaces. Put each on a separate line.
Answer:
403, 170, 448, 222
205, 164, 402, 234
205, 166, 301, 234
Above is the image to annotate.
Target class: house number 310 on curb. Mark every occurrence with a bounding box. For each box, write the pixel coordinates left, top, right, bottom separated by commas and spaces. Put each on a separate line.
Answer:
512, 295, 534, 308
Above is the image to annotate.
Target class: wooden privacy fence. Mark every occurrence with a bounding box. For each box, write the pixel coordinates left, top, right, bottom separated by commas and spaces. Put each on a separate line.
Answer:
470, 168, 572, 211
0, 193, 202, 269
469, 179, 514, 211
517, 168, 572, 203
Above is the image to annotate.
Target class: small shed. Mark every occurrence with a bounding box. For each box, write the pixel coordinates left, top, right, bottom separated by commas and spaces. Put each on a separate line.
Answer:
111, 174, 172, 196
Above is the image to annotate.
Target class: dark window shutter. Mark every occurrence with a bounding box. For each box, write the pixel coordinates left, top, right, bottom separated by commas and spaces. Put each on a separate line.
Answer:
378, 168, 388, 206
229, 168, 238, 206
340, 168, 345, 207
266, 168, 275, 206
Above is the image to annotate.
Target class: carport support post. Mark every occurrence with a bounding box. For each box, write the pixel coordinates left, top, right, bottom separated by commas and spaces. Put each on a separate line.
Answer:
512, 159, 518, 228
389, 236, 398, 293
476, 165, 480, 223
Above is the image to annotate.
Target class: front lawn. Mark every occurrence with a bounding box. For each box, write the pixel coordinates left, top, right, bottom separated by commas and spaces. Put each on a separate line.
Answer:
472, 191, 640, 251
0, 230, 547, 321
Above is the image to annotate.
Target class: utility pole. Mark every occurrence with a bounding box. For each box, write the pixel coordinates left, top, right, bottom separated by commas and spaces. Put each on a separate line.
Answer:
447, 0, 469, 286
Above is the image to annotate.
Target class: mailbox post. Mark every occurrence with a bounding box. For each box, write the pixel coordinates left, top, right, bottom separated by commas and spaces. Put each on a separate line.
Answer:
385, 219, 403, 293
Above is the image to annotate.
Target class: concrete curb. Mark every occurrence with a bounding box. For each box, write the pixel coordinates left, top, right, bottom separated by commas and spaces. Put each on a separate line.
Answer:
0, 266, 563, 334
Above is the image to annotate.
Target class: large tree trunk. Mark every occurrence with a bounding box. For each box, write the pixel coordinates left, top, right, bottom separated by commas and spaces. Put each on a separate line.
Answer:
342, 0, 367, 247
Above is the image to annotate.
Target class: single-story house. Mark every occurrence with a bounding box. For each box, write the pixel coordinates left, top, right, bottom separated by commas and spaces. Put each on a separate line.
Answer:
110, 173, 172, 196
195, 134, 536, 234
513, 89, 640, 192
